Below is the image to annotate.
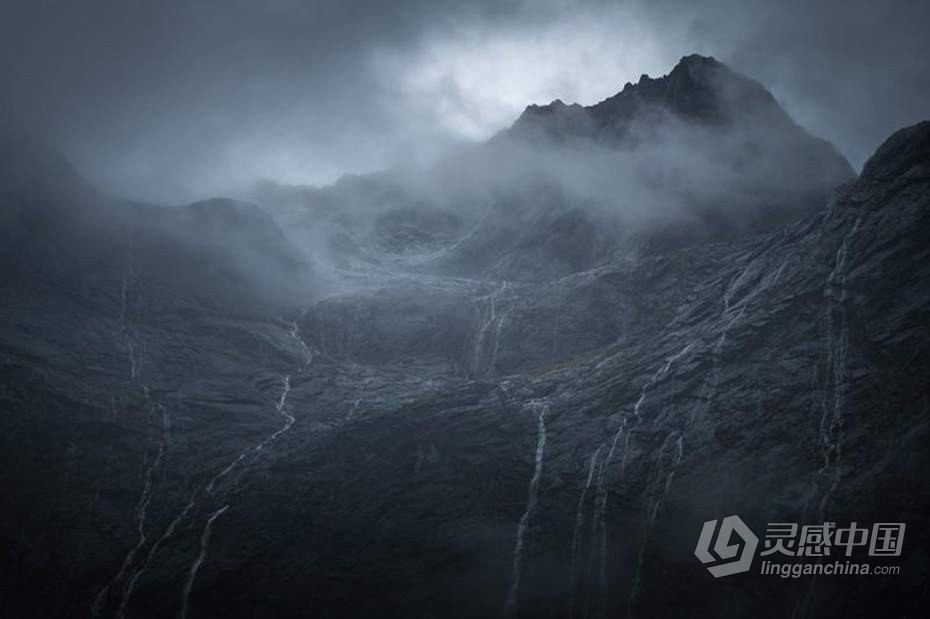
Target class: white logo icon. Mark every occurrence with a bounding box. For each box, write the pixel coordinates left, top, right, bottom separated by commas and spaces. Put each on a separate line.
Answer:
695, 515, 759, 577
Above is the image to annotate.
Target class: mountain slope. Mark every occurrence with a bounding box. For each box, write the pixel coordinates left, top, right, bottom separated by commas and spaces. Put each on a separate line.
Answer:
0, 72, 928, 619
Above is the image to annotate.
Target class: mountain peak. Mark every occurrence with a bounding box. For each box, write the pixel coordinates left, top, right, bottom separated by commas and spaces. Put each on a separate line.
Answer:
509, 54, 785, 140
673, 53, 722, 69
594, 53, 778, 125
610, 54, 722, 97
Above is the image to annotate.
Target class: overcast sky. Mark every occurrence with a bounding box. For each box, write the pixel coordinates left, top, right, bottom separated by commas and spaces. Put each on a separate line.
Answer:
1, 0, 927, 203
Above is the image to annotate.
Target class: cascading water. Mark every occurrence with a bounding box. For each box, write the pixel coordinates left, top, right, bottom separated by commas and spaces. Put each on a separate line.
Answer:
504, 401, 548, 617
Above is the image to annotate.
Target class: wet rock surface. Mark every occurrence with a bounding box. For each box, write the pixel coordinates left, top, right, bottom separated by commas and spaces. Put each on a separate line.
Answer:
1, 61, 928, 619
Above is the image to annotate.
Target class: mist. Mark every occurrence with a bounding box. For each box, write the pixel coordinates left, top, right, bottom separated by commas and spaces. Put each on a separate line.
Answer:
1, 0, 927, 203
244, 55, 851, 292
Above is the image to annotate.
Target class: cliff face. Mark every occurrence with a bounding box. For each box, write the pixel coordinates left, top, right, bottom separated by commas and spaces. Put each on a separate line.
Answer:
0, 61, 928, 619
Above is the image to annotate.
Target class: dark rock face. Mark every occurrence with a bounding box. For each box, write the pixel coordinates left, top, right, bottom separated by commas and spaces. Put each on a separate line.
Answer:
1, 59, 929, 619
511, 55, 778, 135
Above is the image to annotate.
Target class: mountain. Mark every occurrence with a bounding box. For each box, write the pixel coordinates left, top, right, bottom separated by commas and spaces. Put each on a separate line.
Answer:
507, 55, 853, 230
512, 54, 818, 135
255, 56, 855, 283
1, 59, 928, 619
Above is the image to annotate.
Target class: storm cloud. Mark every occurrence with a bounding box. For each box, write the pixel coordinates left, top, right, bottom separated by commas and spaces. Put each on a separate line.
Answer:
1, 0, 927, 202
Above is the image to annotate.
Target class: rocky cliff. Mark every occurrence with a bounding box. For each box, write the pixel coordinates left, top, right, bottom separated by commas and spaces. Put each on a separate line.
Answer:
0, 59, 927, 619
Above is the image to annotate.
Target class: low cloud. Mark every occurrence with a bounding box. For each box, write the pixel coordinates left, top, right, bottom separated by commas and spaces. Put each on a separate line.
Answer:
0, 0, 926, 202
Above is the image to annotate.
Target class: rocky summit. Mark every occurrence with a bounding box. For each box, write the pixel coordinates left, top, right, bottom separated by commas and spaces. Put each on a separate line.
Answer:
1, 56, 928, 618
